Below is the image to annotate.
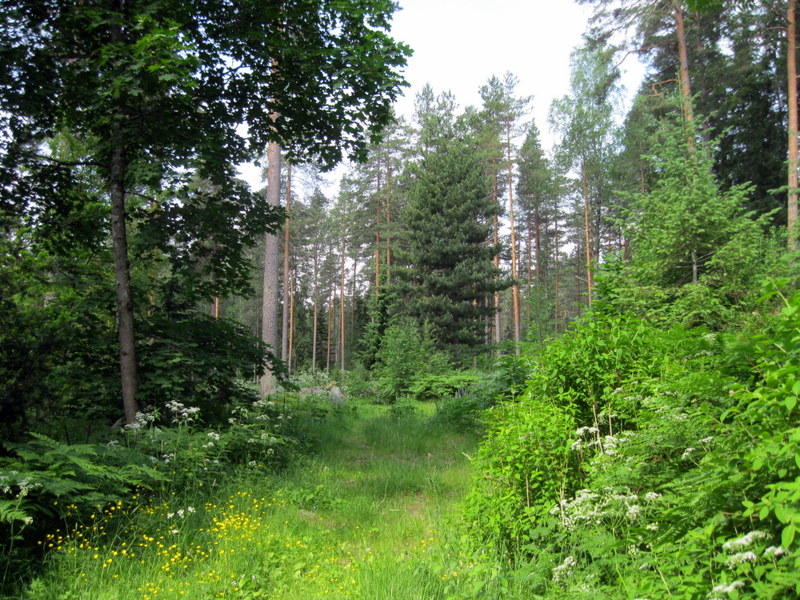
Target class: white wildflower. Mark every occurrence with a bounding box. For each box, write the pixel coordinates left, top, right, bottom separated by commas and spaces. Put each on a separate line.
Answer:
644, 492, 661, 502
681, 447, 696, 460
724, 551, 758, 566
552, 556, 576, 582
646, 523, 659, 531
722, 530, 769, 551
187, 506, 195, 514
699, 436, 714, 444
763, 546, 785, 558
207, 431, 220, 441
166, 513, 174, 519
177, 509, 184, 518
710, 581, 745, 594
170, 529, 179, 535
626, 504, 641, 521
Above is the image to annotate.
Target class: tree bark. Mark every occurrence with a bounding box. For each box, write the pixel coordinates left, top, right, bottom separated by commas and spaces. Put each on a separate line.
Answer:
340, 237, 346, 370
673, 2, 695, 128
491, 175, 502, 345
507, 154, 521, 353
312, 250, 319, 371
789, 0, 799, 250
110, 134, 141, 425
260, 140, 281, 398
288, 268, 295, 373
581, 159, 593, 307
281, 163, 292, 363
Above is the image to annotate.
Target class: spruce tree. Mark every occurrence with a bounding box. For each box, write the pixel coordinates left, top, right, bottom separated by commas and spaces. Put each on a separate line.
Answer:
393, 91, 508, 359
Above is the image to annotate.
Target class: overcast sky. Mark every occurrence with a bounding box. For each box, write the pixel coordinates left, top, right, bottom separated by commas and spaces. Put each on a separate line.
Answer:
238, 0, 645, 190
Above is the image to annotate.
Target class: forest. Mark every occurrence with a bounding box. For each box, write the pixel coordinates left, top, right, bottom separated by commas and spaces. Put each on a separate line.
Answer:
1, 0, 799, 598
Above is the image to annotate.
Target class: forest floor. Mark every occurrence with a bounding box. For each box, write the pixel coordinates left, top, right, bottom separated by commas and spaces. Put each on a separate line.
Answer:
27, 402, 482, 600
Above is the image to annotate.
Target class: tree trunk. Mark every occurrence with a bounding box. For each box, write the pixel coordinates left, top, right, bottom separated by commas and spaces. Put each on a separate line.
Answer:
789, 0, 798, 250
110, 134, 141, 425
581, 159, 593, 307
505, 131, 521, 353
260, 140, 281, 398
340, 237, 346, 370
386, 164, 393, 282
673, 2, 695, 127
492, 175, 502, 345
288, 269, 295, 373
554, 217, 560, 333
281, 163, 292, 363
312, 250, 319, 371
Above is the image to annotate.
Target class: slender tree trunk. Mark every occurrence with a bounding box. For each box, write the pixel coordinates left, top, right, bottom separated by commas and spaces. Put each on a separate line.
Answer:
673, 2, 695, 127
340, 237, 346, 370
260, 140, 281, 398
505, 132, 521, 353
326, 287, 333, 372
554, 218, 560, 333
375, 164, 382, 292
110, 133, 141, 425
312, 251, 319, 371
789, 0, 799, 250
492, 175, 501, 345
288, 269, 295, 373
534, 202, 542, 284
281, 163, 292, 363
581, 160, 593, 307
213, 297, 220, 319
386, 164, 393, 282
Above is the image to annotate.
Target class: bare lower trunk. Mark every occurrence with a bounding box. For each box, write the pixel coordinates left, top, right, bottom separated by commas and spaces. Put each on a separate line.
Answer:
507, 135, 521, 353
789, 0, 799, 250
111, 137, 141, 425
260, 140, 281, 397
312, 252, 319, 370
340, 237, 346, 370
281, 163, 292, 363
582, 160, 593, 307
288, 269, 295, 373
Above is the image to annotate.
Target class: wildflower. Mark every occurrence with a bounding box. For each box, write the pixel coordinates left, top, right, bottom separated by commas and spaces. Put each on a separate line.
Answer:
681, 447, 696, 460
711, 580, 745, 594
763, 546, 785, 558
699, 436, 714, 444
724, 551, 757, 566
626, 504, 641, 521
552, 556, 575, 582
722, 530, 769, 551
644, 492, 661, 502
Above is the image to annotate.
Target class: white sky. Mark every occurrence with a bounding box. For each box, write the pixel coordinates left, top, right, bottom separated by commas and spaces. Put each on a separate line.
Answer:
238, 0, 646, 190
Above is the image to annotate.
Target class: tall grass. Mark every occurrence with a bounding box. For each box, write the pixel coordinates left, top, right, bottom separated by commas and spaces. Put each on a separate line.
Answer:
22, 399, 482, 600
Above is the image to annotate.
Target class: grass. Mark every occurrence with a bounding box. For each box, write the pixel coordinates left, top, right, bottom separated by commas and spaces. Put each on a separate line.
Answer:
22, 400, 481, 600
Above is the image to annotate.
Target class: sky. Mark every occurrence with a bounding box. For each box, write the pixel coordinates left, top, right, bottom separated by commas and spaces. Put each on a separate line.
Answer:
238, 0, 645, 190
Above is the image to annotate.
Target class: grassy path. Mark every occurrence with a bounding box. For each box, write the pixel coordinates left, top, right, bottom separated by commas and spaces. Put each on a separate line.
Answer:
264, 403, 478, 599
27, 402, 479, 600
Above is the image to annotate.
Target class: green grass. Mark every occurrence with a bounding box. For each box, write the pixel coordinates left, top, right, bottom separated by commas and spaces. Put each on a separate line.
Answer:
22, 400, 482, 600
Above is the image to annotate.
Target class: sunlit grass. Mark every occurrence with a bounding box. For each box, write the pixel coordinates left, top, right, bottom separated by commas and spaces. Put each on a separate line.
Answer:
25, 400, 481, 600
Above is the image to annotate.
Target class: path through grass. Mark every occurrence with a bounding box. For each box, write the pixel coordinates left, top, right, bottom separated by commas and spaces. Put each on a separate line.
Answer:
26, 402, 480, 600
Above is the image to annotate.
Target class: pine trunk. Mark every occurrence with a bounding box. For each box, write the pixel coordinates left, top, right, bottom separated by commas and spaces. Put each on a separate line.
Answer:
581, 160, 593, 307
281, 163, 292, 363
340, 237, 346, 370
260, 140, 281, 397
506, 131, 521, 353
673, 2, 695, 127
789, 0, 799, 250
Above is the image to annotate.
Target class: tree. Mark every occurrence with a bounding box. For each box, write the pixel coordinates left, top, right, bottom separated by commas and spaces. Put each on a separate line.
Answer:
393, 90, 508, 359
550, 43, 621, 308
0, 0, 409, 419
479, 74, 530, 353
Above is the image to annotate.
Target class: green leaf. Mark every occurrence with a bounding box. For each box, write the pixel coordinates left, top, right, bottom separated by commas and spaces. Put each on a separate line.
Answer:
782, 523, 796, 548
775, 506, 792, 523
786, 396, 798, 412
